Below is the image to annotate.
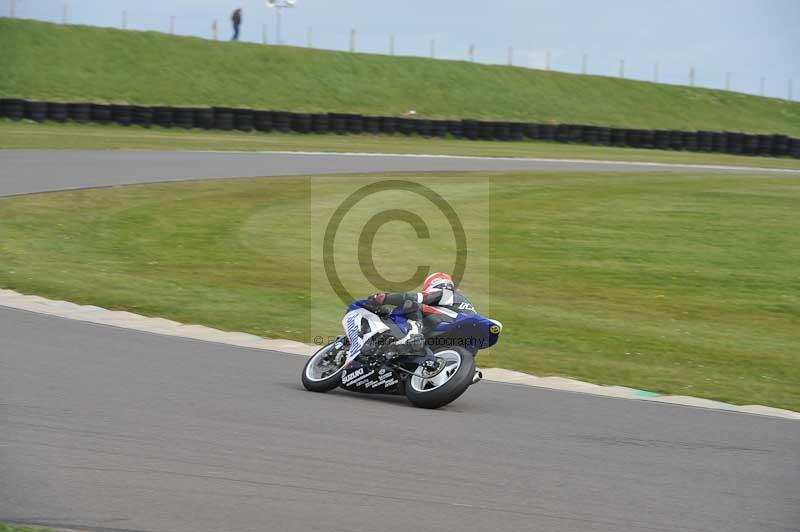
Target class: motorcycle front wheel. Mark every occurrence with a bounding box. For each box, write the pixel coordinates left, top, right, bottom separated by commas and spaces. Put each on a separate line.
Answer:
302, 341, 347, 393
405, 347, 476, 409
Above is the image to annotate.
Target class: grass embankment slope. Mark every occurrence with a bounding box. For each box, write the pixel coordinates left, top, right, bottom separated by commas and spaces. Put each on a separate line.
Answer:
2, 18, 800, 136
1, 172, 798, 410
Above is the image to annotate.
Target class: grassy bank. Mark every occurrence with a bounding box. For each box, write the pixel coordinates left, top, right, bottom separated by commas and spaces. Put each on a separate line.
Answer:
2, 19, 800, 135
1, 172, 798, 409
3, 120, 800, 170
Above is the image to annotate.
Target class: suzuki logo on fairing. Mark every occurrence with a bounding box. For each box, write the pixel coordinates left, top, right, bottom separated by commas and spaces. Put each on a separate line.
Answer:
342, 367, 364, 384
459, 302, 475, 311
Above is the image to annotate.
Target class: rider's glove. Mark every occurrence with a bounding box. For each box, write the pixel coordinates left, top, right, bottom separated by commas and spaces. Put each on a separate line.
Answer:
368, 292, 387, 305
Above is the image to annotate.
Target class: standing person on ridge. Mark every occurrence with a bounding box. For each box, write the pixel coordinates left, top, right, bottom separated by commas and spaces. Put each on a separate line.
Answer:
231, 8, 242, 41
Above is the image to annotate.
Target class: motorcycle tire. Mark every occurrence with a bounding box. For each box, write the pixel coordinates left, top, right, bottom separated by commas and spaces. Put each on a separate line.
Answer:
405, 346, 476, 409
302, 341, 347, 393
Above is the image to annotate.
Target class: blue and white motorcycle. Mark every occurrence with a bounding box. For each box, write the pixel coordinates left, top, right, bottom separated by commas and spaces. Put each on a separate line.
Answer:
302, 299, 502, 409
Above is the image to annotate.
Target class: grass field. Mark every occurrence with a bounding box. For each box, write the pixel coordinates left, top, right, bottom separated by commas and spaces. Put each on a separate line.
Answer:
3, 120, 800, 170
1, 171, 798, 410
0, 524, 54, 532
2, 19, 800, 136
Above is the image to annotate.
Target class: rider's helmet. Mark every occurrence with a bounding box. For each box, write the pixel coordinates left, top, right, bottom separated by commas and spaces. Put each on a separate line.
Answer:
422, 272, 455, 292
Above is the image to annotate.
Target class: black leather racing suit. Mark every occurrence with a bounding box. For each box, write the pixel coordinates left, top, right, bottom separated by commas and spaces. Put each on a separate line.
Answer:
376, 287, 477, 333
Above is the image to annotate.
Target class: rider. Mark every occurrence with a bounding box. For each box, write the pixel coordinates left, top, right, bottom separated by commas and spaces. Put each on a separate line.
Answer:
368, 272, 477, 332
342, 272, 477, 361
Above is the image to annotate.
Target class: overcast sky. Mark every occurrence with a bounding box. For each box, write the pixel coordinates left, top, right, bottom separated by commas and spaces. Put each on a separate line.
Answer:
8, 0, 800, 99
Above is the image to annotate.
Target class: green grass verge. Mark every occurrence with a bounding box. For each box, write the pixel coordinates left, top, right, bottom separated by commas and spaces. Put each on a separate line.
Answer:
2, 19, 799, 136
3, 120, 800, 170
0, 523, 55, 532
1, 172, 798, 410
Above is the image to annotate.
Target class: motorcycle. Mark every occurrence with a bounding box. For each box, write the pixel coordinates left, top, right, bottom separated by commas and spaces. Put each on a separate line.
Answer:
301, 299, 503, 409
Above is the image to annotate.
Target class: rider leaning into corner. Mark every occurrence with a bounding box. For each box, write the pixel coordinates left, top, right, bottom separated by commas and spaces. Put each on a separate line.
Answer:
342, 272, 478, 359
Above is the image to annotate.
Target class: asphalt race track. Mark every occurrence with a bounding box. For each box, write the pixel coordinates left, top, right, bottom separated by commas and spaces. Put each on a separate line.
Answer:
1, 150, 799, 532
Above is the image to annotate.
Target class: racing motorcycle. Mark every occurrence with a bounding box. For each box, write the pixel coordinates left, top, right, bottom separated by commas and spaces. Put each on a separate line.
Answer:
301, 299, 503, 409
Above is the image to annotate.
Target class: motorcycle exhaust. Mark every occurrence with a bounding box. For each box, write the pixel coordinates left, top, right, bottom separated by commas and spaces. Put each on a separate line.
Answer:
472, 370, 483, 385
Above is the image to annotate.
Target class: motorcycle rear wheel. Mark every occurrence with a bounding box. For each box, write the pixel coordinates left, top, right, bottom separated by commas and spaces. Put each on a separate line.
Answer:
302, 341, 347, 393
405, 347, 475, 409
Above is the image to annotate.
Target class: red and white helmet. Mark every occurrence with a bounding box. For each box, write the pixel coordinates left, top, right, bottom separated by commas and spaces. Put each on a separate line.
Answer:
422, 272, 454, 292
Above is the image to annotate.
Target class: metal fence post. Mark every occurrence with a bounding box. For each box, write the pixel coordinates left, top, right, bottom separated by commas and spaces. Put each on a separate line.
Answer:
430, 39, 435, 59
760, 77, 765, 96
788, 79, 793, 101
262, 23, 268, 44
581, 53, 587, 74
62, 2, 68, 24
545, 50, 551, 70
349, 29, 355, 52
507, 46, 513, 66
212, 19, 218, 40
469, 44, 474, 62
725, 72, 731, 91
654, 61, 659, 82
619, 59, 625, 78
690, 66, 695, 87
9, 0, 15, 18
389, 34, 394, 56
169, 16, 175, 35
307, 27, 312, 48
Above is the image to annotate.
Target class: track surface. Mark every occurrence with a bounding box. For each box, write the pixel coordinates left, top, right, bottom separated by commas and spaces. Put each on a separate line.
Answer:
1, 150, 799, 532
1, 150, 798, 196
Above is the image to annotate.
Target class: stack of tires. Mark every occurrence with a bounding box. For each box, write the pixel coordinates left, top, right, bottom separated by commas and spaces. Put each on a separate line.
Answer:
771, 135, 790, 157
379, 116, 397, 135
273, 111, 292, 133
654, 130, 670, 150
194, 108, 215, 130
233, 109, 254, 132
363, 115, 380, 135
461, 120, 480, 140
714, 132, 731, 154
46, 102, 68, 122
173, 107, 195, 129
153, 106, 173, 128
789, 138, 800, 158
697, 131, 713, 152
0, 98, 25, 120
132, 106, 153, 127
23, 101, 47, 122
329, 113, 348, 135
292, 113, 312, 134
112, 104, 133, 126
310, 113, 329, 134
253, 110, 273, 132
447, 120, 463, 138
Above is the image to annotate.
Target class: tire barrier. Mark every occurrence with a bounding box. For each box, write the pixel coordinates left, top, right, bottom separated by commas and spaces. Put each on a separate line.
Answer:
310, 113, 329, 134
132, 105, 153, 128
173, 107, 195, 129
233, 108, 254, 132
213, 107, 234, 131
461, 120, 480, 140
153, 106, 173, 128
292, 113, 312, 134
253, 110, 273, 132
47, 102, 68, 122
610, 128, 626, 147
363, 115, 380, 135
379, 116, 397, 135
273, 111, 292, 133
397, 117, 415, 136
416, 119, 432, 137
194, 108, 215, 130
90, 103, 112, 124
447, 120, 464, 138
431, 119, 449, 137
4, 98, 798, 159
329, 113, 348, 135
112, 104, 133, 126
0, 98, 25, 120
24, 100, 48, 122
697, 131, 713, 152
682, 131, 699, 152
479, 121, 496, 140
510, 122, 525, 141
346, 114, 364, 134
